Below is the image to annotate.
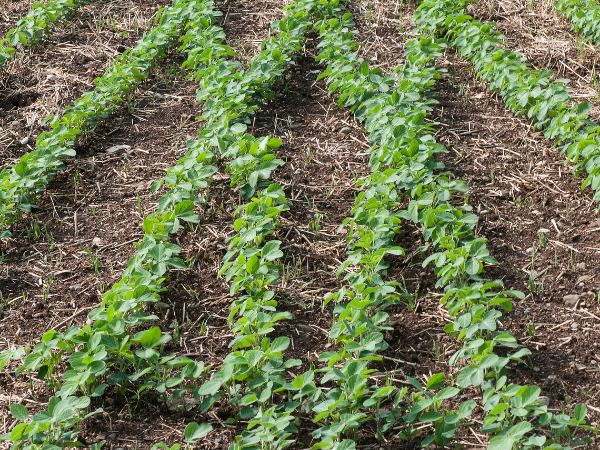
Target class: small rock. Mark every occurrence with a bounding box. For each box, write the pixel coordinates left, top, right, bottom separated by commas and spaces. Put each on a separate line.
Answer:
571, 322, 579, 330
533, 367, 540, 372
575, 363, 586, 371
480, 209, 489, 214
539, 228, 550, 233
109, 433, 117, 440
419, 272, 427, 277
324, 343, 332, 349
106, 144, 131, 154
323, 292, 334, 301
339, 127, 352, 134
577, 275, 592, 284
563, 294, 579, 307
92, 237, 102, 247
20, 136, 29, 145
47, 74, 56, 81
577, 262, 586, 270
572, 233, 581, 242
166, 393, 194, 411
526, 247, 534, 253
548, 374, 557, 380
559, 285, 565, 290
538, 396, 550, 407
215, 438, 223, 444
591, 360, 597, 365
97, 433, 106, 440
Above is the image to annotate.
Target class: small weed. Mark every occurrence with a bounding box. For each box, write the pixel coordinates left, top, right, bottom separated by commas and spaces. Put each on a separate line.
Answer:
527, 317, 535, 337
82, 246, 100, 274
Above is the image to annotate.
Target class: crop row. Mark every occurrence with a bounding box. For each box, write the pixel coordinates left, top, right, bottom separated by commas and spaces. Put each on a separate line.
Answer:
309, 6, 591, 450
0, 0, 90, 73
556, 0, 600, 47
414, 0, 600, 207
0, 0, 216, 240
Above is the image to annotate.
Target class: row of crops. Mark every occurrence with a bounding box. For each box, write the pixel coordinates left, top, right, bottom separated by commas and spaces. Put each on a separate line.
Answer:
2, 0, 600, 448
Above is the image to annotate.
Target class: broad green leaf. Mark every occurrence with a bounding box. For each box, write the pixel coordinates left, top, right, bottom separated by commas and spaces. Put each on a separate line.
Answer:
246, 255, 260, 274
10, 404, 28, 421
184, 422, 212, 442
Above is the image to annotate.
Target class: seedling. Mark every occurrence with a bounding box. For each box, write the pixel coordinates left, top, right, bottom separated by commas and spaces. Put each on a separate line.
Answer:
82, 246, 100, 274
527, 317, 535, 337
42, 274, 53, 302
539, 230, 547, 248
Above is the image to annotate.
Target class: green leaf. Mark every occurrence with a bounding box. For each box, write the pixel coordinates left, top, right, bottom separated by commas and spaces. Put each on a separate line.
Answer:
270, 337, 290, 354
10, 404, 28, 421
488, 435, 515, 450
575, 403, 587, 422
246, 255, 260, 274
184, 422, 212, 442
196, 380, 222, 396
140, 327, 171, 349
360, 62, 369, 76
262, 240, 283, 260
425, 373, 445, 390
419, 411, 443, 422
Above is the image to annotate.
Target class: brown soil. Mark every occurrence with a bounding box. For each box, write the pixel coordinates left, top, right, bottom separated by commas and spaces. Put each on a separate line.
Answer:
0, 0, 36, 38
2, 0, 600, 448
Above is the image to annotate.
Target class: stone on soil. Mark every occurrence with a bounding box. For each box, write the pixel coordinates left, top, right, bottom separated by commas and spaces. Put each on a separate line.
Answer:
563, 294, 579, 307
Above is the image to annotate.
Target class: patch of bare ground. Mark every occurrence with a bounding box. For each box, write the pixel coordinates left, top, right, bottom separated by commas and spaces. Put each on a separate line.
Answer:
0, 0, 166, 169
217, 0, 289, 67
347, 0, 414, 73
423, 48, 600, 429
470, 0, 600, 119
